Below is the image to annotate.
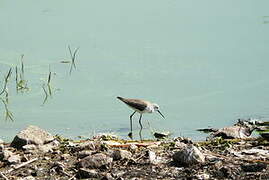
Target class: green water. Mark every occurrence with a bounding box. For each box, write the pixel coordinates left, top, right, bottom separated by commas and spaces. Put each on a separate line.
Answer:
1, 1, 269, 141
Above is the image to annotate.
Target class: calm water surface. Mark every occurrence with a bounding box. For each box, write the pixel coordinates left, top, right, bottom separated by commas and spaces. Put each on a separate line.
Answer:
1, 1, 269, 141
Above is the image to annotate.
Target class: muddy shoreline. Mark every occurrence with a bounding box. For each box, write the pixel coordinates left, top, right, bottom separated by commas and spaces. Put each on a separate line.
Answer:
0, 125, 269, 180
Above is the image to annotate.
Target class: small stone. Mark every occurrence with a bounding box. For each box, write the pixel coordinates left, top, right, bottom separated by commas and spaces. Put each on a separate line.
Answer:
153, 131, 171, 139
148, 150, 162, 164
214, 167, 232, 178
195, 173, 210, 180
61, 153, 71, 160
11, 125, 54, 149
0, 144, 4, 151
93, 133, 118, 140
112, 150, 132, 161
210, 126, 254, 139
38, 144, 54, 153
7, 154, 21, 164
148, 151, 157, 164
52, 150, 61, 155
241, 163, 267, 172
50, 139, 60, 147
101, 173, 114, 180
112, 171, 125, 178
173, 145, 205, 166
0, 149, 13, 161
78, 150, 94, 159
51, 162, 65, 172
128, 144, 138, 151
43, 156, 50, 160
76, 141, 97, 151
22, 144, 37, 151
77, 168, 99, 178
174, 141, 187, 149
78, 153, 113, 169
18, 176, 36, 180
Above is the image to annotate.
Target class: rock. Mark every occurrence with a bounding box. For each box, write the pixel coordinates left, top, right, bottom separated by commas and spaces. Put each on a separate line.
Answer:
7, 154, 21, 164
112, 149, 132, 161
101, 173, 114, 180
128, 144, 138, 152
18, 176, 36, 180
93, 133, 118, 140
147, 150, 162, 164
148, 151, 156, 163
51, 162, 65, 173
22, 144, 37, 151
38, 144, 54, 153
78, 150, 94, 159
77, 168, 99, 179
210, 126, 254, 139
241, 163, 267, 172
174, 141, 187, 149
61, 153, 71, 161
0, 139, 4, 144
50, 139, 60, 147
11, 125, 54, 149
231, 148, 269, 160
78, 153, 113, 169
153, 131, 171, 139
76, 141, 98, 151
195, 173, 210, 179
172, 145, 205, 166
197, 128, 218, 133
0, 144, 4, 151
43, 156, 50, 160
260, 132, 269, 140
214, 166, 232, 179
0, 149, 13, 161
112, 171, 125, 179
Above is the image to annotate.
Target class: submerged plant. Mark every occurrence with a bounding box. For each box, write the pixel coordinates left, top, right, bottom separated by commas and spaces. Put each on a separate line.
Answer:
68, 45, 79, 75
1, 98, 14, 121
0, 68, 12, 96
15, 55, 29, 92
42, 66, 54, 105
0, 68, 14, 121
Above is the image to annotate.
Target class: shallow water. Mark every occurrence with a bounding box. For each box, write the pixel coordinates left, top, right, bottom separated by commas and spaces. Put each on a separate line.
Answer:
1, 1, 269, 141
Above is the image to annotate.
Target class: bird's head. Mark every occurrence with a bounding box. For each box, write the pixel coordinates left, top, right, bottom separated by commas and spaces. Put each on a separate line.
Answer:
152, 103, 160, 110
152, 103, 165, 119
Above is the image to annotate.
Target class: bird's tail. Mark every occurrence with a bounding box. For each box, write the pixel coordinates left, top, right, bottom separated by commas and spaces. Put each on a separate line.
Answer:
117, 96, 124, 101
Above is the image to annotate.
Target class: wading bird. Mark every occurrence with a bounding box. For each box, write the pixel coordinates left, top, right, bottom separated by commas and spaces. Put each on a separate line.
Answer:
117, 96, 165, 138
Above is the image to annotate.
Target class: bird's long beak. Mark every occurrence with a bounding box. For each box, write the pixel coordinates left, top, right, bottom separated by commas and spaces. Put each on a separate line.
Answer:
157, 110, 165, 119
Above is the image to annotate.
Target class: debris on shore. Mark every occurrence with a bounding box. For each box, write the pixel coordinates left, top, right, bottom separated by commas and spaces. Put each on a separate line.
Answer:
0, 123, 269, 180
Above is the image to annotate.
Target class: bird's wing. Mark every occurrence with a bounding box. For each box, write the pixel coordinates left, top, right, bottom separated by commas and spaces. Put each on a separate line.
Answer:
120, 98, 148, 112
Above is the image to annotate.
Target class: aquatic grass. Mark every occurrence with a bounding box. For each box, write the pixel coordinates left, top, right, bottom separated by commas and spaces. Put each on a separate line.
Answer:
1, 98, 14, 121
47, 65, 52, 96
68, 45, 79, 75
48, 71, 51, 85
21, 54, 24, 76
0, 68, 14, 121
15, 66, 18, 85
42, 66, 53, 105
15, 55, 29, 92
0, 68, 12, 96
42, 84, 49, 105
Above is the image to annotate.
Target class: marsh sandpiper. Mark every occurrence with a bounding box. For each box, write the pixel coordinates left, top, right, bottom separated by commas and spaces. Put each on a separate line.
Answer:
117, 96, 165, 138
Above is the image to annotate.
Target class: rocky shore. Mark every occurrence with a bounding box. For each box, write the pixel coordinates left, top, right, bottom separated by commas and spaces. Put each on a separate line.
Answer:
0, 123, 269, 180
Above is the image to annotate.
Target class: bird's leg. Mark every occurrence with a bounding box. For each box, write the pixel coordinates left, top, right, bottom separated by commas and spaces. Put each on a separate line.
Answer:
138, 114, 143, 130
128, 111, 136, 139
139, 114, 143, 141
139, 128, 143, 141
